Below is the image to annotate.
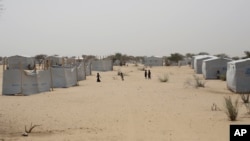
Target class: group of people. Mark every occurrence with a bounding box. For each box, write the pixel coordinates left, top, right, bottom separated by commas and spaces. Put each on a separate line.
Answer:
144, 69, 151, 79
96, 69, 152, 82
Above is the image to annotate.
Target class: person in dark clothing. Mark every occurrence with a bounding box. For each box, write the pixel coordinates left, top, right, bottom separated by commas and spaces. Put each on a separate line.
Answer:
120, 72, 124, 81
97, 73, 101, 82
148, 70, 151, 79
144, 70, 147, 79
216, 70, 220, 79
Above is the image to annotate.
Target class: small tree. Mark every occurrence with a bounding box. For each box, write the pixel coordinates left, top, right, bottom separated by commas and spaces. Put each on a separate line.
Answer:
242, 51, 250, 59
198, 52, 209, 55
35, 54, 47, 66
167, 53, 184, 64
185, 53, 195, 58
0, 0, 4, 16
232, 56, 240, 60
214, 53, 229, 58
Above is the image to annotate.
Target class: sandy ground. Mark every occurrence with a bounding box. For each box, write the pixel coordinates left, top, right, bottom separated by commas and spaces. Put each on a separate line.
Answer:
0, 64, 249, 141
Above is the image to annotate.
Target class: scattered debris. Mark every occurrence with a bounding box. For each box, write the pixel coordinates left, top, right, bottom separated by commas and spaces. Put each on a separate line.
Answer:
211, 103, 221, 111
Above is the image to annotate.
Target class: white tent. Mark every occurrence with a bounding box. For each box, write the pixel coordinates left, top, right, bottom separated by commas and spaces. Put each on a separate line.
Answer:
191, 56, 195, 69
194, 55, 215, 74
144, 56, 163, 67
226, 58, 250, 93
91, 60, 113, 71
191, 55, 206, 69
7, 55, 35, 70
2, 70, 51, 95
202, 58, 232, 79
46, 55, 64, 66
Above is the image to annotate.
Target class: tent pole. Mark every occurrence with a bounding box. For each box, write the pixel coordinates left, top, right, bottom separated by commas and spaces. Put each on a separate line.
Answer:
3, 57, 5, 71
62, 57, 65, 67
19, 61, 23, 94
75, 60, 79, 86
84, 62, 86, 79
49, 59, 54, 91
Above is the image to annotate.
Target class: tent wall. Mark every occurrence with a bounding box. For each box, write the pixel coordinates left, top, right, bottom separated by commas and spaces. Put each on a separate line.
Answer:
7, 56, 35, 70
194, 56, 215, 74
144, 57, 163, 66
91, 60, 113, 71
202, 58, 231, 79
36, 71, 51, 93
77, 62, 86, 81
2, 70, 22, 95
51, 67, 77, 88
46, 56, 64, 66
191, 56, 195, 69
2, 65, 83, 95
226, 59, 250, 93
85, 62, 92, 76
2, 70, 51, 95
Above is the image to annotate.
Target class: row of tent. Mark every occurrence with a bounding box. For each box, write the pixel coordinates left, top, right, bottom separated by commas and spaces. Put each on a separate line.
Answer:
191, 55, 250, 93
2, 55, 113, 96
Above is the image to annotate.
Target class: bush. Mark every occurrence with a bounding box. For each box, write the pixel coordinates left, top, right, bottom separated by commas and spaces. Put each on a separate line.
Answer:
158, 74, 169, 82
224, 96, 239, 121
245, 103, 250, 114
193, 75, 206, 88
220, 74, 226, 81
184, 75, 206, 88
240, 94, 250, 103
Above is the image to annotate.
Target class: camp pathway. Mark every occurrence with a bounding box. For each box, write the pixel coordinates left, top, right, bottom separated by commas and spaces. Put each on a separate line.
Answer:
0, 65, 248, 141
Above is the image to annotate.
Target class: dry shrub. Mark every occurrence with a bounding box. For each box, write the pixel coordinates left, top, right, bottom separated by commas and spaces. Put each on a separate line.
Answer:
23, 123, 41, 136
184, 75, 206, 88
220, 74, 226, 81
158, 73, 169, 82
245, 103, 250, 114
193, 75, 206, 88
211, 103, 221, 111
224, 96, 239, 121
240, 94, 250, 103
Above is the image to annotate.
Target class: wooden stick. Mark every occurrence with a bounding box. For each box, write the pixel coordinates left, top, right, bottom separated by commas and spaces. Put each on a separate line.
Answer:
49, 59, 54, 91
75, 65, 79, 86
3, 57, 5, 71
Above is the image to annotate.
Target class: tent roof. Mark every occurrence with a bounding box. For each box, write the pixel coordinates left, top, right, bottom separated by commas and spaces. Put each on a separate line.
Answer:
8, 55, 33, 58
203, 57, 232, 62
228, 58, 250, 65
194, 55, 216, 60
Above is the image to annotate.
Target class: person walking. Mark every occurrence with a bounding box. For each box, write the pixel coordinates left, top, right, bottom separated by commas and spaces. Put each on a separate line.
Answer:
97, 73, 101, 82
120, 72, 124, 81
148, 70, 151, 79
144, 69, 147, 79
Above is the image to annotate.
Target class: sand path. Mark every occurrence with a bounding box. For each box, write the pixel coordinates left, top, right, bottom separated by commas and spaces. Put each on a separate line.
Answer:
1, 65, 250, 141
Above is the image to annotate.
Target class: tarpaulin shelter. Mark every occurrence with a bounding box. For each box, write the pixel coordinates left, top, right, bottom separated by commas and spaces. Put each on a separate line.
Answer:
2, 70, 51, 95
226, 58, 250, 93
7, 55, 35, 70
91, 60, 113, 71
194, 55, 215, 74
202, 58, 232, 79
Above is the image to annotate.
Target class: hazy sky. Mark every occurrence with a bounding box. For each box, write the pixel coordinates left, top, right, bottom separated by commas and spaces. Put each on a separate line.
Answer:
0, 0, 250, 57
